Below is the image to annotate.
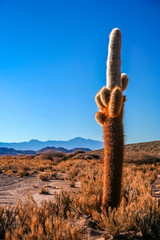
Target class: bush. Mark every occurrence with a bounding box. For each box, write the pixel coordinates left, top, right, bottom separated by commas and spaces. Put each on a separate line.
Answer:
38, 173, 49, 181
42, 150, 56, 160
17, 170, 30, 177
42, 150, 67, 164
39, 186, 50, 195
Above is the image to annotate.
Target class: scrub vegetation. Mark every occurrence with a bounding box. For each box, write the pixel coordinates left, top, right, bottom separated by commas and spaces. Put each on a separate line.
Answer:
0, 143, 160, 239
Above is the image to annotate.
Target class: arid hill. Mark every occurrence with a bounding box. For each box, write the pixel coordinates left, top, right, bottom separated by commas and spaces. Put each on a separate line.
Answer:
125, 141, 160, 154
89, 141, 160, 165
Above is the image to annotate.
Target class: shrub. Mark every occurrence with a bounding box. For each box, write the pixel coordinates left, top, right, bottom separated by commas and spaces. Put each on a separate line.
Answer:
38, 173, 49, 181
18, 170, 30, 177
42, 150, 56, 160
39, 186, 50, 195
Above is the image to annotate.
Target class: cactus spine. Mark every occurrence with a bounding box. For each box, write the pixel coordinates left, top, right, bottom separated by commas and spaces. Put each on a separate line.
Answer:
95, 28, 129, 208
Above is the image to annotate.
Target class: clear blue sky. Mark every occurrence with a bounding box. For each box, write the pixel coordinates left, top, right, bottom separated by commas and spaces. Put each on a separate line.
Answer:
0, 0, 160, 143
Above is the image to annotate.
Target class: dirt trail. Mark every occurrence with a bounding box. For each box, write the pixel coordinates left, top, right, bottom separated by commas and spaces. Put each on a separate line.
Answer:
0, 172, 79, 205
151, 175, 160, 201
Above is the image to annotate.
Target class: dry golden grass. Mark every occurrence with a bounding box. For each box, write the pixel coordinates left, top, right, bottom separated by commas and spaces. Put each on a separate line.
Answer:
3, 193, 84, 240
38, 172, 50, 181
0, 146, 160, 239
39, 186, 50, 195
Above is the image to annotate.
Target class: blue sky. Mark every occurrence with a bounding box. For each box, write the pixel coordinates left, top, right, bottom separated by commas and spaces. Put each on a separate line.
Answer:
0, 0, 160, 143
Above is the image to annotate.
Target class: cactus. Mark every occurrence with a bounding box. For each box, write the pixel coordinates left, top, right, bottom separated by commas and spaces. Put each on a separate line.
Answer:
95, 28, 129, 208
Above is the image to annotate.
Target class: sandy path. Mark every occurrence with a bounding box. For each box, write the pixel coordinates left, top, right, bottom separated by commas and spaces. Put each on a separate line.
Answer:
151, 175, 160, 200
0, 172, 79, 205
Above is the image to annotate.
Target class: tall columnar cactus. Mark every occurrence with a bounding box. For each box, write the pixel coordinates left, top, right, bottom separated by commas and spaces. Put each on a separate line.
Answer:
95, 28, 129, 208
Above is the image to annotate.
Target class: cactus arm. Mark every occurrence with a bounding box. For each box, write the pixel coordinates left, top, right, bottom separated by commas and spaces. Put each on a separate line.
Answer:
95, 92, 105, 109
100, 87, 110, 107
95, 112, 106, 125
121, 73, 129, 91
108, 87, 123, 118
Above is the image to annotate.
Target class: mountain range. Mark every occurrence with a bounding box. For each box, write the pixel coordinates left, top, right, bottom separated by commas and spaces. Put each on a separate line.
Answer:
0, 137, 103, 151
0, 146, 91, 156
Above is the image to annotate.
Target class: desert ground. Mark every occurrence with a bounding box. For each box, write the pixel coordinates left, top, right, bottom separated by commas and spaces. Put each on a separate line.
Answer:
0, 141, 160, 239
0, 171, 81, 205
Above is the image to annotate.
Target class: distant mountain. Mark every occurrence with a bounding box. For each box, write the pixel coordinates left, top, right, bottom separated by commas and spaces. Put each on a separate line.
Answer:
0, 146, 91, 156
0, 137, 103, 151
0, 147, 35, 156
37, 147, 91, 154
1, 140, 159, 157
